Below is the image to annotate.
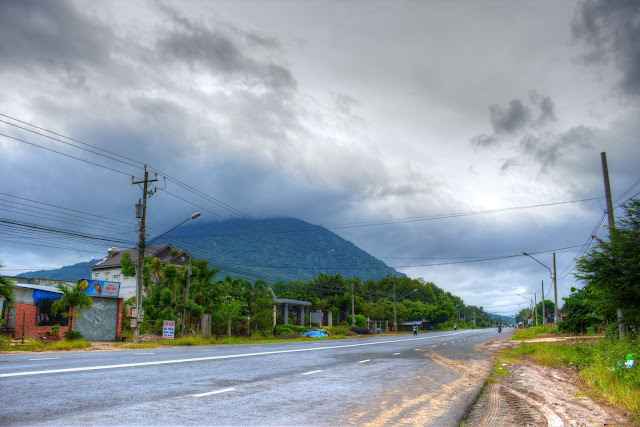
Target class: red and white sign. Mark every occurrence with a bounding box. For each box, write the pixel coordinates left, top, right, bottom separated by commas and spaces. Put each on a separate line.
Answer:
162, 320, 175, 339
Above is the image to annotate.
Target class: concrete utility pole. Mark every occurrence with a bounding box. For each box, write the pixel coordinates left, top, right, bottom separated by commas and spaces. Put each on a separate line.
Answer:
132, 166, 158, 343
601, 152, 626, 338
181, 259, 192, 336
351, 282, 355, 327
393, 279, 397, 331
534, 293, 537, 325
553, 252, 558, 323
541, 280, 545, 326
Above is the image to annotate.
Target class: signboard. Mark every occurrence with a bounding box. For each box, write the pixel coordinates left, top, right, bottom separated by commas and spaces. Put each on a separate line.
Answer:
77, 279, 120, 298
163, 320, 175, 339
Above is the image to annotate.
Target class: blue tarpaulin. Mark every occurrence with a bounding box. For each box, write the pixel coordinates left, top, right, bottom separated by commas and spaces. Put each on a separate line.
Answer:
32, 290, 62, 305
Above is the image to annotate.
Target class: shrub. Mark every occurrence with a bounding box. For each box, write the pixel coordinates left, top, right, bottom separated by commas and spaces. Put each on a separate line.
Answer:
327, 325, 351, 336
63, 330, 84, 341
348, 314, 367, 328
275, 324, 308, 335
351, 327, 372, 335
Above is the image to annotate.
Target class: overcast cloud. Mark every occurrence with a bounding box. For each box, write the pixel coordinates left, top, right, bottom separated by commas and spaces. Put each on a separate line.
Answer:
1, 0, 639, 316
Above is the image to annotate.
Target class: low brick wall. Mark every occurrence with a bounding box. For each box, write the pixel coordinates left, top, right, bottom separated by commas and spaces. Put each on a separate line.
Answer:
10, 302, 73, 339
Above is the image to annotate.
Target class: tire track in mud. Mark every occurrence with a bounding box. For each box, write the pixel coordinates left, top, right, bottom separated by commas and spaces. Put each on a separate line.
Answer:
476, 383, 501, 426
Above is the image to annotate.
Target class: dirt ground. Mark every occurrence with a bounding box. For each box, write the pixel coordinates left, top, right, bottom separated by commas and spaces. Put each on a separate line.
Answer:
465, 338, 637, 427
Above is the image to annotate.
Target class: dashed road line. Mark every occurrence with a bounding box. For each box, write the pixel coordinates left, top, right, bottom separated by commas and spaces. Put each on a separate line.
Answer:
193, 388, 235, 398
29, 357, 59, 361
301, 370, 324, 375
359, 359, 371, 363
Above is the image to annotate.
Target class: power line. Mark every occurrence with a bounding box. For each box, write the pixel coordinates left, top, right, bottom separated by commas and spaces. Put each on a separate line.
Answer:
0, 132, 134, 177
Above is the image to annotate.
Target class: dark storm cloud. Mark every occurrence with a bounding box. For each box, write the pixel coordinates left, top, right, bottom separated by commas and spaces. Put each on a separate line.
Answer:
489, 99, 531, 135
471, 92, 557, 148
572, 0, 640, 96
0, 0, 111, 69
501, 126, 594, 174
157, 6, 296, 92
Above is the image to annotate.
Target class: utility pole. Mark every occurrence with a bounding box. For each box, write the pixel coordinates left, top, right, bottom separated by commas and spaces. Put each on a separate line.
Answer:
181, 259, 192, 336
132, 165, 157, 343
541, 280, 545, 326
553, 252, 558, 324
393, 279, 397, 331
601, 152, 625, 338
534, 293, 537, 325
351, 282, 355, 327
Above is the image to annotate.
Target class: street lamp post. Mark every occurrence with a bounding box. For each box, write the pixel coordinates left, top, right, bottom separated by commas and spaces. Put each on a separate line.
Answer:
132, 212, 201, 343
523, 252, 558, 324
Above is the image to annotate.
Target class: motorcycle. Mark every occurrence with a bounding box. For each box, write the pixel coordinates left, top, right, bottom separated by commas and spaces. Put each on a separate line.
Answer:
498, 326, 502, 333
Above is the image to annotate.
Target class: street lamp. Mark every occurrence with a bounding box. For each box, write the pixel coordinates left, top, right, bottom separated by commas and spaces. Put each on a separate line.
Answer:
523, 252, 558, 324
393, 285, 418, 331
132, 212, 201, 343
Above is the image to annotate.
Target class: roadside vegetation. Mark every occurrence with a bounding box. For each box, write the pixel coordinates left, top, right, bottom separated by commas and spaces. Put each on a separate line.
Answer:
0, 335, 92, 351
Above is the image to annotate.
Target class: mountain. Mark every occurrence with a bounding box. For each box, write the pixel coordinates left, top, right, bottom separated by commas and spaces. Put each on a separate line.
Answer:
16, 259, 98, 281
16, 218, 402, 283
156, 217, 403, 283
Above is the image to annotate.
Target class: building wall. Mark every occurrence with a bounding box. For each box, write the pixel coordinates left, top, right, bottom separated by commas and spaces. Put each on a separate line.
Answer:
8, 302, 73, 340
4, 295, 123, 341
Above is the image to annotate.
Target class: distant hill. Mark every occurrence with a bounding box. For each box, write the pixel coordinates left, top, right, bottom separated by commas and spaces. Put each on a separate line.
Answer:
16, 259, 98, 281
16, 218, 402, 284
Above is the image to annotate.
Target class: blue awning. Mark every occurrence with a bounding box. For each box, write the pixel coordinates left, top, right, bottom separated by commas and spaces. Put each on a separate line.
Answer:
33, 289, 62, 305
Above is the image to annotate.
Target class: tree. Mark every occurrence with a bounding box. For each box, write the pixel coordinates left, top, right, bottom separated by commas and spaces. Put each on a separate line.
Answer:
573, 199, 640, 330
51, 284, 93, 333
0, 262, 16, 327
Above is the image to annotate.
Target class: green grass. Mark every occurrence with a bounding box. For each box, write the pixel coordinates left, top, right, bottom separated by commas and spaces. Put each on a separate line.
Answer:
117, 343, 158, 349
502, 338, 640, 418
512, 325, 562, 340
0, 337, 92, 351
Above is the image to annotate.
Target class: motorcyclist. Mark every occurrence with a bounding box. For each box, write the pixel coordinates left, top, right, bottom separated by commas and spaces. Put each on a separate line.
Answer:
412, 324, 418, 335
497, 321, 502, 333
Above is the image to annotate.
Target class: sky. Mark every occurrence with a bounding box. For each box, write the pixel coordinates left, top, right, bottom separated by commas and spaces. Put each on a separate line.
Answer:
1, 0, 639, 316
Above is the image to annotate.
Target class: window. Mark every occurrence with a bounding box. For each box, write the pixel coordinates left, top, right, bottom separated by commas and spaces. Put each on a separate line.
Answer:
95, 273, 100, 278
112, 274, 120, 281
33, 290, 68, 327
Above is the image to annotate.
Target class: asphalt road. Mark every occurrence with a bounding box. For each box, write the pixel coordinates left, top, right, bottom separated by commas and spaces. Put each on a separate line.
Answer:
0, 328, 512, 426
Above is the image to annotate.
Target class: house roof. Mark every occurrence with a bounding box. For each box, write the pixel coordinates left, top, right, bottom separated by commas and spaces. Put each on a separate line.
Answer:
90, 244, 193, 270
16, 283, 63, 294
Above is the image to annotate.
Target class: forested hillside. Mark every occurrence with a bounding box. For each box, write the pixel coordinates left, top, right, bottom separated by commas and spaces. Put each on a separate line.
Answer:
16, 218, 401, 283
17, 259, 97, 281
155, 217, 402, 283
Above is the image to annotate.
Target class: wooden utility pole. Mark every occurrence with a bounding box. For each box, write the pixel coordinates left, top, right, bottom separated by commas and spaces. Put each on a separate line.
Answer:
601, 152, 625, 338
132, 165, 157, 343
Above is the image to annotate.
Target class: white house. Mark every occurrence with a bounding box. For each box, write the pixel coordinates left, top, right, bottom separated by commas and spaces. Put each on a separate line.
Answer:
89, 244, 193, 299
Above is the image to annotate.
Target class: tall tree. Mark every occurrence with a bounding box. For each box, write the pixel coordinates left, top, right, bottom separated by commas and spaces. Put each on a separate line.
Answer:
574, 199, 640, 328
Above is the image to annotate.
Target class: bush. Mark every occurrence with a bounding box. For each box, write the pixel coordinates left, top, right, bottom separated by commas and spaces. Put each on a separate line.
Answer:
351, 327, 372, 335
63, 330, 84, 341
326, 325, 351, 336
348, 314, 367, 328
275, 324, 308, 335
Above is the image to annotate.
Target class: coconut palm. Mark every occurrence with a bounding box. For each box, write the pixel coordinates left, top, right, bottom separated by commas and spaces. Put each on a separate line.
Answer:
51, 284, 93, 332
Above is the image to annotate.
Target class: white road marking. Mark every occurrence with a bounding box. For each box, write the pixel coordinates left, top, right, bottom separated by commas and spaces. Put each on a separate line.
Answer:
431, 345, 437, 348
29, 358, 59, 361
1, 330, 476, 378
249, 346, 262, 348
393, 353, 401, 355
135, 352, 154, 355
415, 349, 421, 351
359, 359, 370, 363
193, 388, 235, 398
301, 370, 323, 375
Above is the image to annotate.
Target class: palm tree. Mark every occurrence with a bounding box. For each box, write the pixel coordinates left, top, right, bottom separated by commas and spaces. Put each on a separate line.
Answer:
51, 284, 93, 332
